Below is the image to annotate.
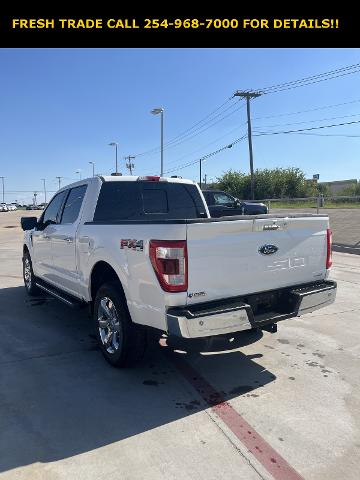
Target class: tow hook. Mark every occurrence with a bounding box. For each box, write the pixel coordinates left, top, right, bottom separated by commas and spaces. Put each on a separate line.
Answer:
262, 323, 277, 334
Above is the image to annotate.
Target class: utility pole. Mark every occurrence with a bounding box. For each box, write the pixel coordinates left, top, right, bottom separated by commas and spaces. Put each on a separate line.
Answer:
233, 90, 262, 200
0, 177, 4, 203
203, 174, 207, 187
125, 156, 135, 175
199, 158, 204, 189
33, 192, 38, 207
56, 176, 62, 190
41, 178, 47, 204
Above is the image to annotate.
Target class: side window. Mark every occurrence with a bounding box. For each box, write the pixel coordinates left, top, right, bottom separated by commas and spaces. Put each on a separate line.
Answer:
213, 192, 234, 205
60, 185, 87, 224
41, 191, 67, 227
94, 183, 141, 222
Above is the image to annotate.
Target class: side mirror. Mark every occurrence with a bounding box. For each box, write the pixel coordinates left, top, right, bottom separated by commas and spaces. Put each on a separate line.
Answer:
234, 199, 241, 207
21, 217, 38, 231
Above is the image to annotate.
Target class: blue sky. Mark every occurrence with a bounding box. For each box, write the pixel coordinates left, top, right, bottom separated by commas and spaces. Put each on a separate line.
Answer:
0, 48, 360, 203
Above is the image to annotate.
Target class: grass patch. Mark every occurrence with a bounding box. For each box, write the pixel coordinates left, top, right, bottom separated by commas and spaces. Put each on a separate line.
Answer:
271, 201, 360, 209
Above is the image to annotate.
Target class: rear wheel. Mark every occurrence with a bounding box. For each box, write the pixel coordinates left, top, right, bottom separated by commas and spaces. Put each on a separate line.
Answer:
23, 251, 41, 296
93, 282, 147, 367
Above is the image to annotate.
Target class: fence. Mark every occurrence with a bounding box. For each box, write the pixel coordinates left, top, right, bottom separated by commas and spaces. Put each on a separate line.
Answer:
244, 196, 360, 213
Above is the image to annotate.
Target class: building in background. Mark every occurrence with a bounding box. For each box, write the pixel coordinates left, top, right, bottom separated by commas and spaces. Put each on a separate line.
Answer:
318, 179, 358, 195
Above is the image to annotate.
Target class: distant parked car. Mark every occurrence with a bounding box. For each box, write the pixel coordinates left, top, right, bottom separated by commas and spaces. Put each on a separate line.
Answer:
0, 203, 9, 212
26, 205, 37, 211
7, 204, 17, 211
202, 190, 268, 217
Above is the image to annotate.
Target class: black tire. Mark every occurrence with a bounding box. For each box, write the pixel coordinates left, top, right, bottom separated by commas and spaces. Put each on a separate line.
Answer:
93, 282, 147, 367
23, 251, 41, 296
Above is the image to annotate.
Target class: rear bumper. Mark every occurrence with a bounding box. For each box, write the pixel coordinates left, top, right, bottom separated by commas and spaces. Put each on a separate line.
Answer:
167, 280, 337, 338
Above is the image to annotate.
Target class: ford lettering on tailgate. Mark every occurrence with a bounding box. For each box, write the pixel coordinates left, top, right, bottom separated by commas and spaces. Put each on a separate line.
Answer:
259, 244, 279, 255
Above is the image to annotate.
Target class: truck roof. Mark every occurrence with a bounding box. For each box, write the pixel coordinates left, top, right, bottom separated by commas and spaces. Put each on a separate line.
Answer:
55, 175, 198, 196
100, 175, 195, 185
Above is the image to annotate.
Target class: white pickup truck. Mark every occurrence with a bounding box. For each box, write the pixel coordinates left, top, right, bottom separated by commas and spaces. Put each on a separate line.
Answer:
21, 175, 337, 367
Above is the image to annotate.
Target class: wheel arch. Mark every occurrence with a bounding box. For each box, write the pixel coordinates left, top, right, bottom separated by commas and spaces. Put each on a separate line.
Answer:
89, 261, 126, 304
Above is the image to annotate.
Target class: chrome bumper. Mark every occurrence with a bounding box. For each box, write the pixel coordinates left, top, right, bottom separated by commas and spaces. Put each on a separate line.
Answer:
167, 280, 337, 339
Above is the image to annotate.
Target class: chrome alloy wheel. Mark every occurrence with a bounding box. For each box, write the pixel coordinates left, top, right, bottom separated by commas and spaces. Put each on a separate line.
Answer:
24, 257, 32, 289
97, 297, 121, 354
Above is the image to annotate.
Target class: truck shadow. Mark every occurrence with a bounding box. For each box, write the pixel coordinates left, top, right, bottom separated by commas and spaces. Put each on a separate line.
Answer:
0, 286, 276, 474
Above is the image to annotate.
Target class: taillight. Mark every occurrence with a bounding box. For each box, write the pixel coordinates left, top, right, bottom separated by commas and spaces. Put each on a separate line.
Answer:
149, 240, 187, 292
326, 228, 332, 269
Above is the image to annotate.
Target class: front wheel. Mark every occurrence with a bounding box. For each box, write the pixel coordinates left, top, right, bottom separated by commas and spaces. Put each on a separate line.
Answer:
93, 282, 147, 367
23, 251, 41, 296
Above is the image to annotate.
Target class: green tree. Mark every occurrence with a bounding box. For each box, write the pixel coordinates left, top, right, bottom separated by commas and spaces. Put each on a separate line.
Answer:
216, 167, 313, 199
316, 183, 330, 196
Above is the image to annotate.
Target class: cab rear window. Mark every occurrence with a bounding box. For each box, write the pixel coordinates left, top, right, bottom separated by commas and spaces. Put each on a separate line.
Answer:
93, 181, 206, 222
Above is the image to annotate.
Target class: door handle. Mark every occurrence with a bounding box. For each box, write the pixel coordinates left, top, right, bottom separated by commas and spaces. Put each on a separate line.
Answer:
43, 234, 50, 240
64, 237, 73, 243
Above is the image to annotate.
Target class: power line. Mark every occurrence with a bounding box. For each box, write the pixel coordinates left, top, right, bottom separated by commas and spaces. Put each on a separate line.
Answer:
160, 97, 236, 147
136, 100, 244, 159
253, 98, 360, 120
285, 132, 360, 138
258, 63, 360, 95
261, 63, 360, 91
254, 118, 360, 136
262, 69, 360, 94
134, 97, 237, 158
164, 122, 248, 168
127, 64, 360, 164
254, 112, 360, 129
163, 134, 247, 175
152, 101, 245, 155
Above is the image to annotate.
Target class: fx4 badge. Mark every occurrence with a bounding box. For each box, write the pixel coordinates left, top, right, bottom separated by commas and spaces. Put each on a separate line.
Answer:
258, 244, 278, 255
120, 239, 144, 251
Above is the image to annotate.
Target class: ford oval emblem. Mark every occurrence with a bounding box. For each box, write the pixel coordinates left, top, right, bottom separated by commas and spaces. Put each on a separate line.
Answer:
259, 244, 278, 255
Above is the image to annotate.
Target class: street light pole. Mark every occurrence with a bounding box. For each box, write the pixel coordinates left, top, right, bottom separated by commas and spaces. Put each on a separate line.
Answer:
41, 178, 47, 204
109, 142, 119, 175
151, 108, 164, 176
56, 176, 62, 190
76, 170, 82, 180
0, 177, 4, 203
89, 161, 95, 177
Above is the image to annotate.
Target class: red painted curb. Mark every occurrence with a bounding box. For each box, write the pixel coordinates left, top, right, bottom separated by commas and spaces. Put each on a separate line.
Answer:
167, 352, 304, 480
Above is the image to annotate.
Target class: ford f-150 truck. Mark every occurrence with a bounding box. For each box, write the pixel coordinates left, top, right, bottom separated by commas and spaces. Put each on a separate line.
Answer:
21, 175, 336, 367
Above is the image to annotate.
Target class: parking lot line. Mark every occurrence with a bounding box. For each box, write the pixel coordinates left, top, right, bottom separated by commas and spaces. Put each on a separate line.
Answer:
167, 351, 304, 480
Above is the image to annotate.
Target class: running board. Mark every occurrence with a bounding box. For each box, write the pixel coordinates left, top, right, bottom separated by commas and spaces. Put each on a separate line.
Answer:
35, 280, 86, 309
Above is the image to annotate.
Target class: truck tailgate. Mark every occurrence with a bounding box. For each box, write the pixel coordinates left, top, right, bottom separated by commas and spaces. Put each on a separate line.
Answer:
186, 215, 329, 304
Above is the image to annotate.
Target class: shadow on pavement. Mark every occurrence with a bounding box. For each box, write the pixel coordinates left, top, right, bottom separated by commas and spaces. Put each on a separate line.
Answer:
332, 243, 360, 255
0, 286, 276, 474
